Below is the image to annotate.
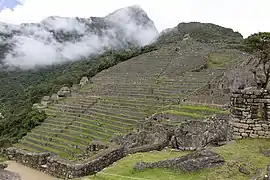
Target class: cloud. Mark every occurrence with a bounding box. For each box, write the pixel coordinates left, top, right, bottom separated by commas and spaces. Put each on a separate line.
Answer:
0, 6, 159, 69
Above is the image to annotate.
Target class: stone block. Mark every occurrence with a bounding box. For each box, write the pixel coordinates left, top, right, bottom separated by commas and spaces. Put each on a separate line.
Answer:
245, 130, 253, 133
253, 127, 262, 131
241, 133, 248, 137
239, 129, 245, 133
233, 128, 239, 132
261, 99, 270, 103
247, 99, 254, 103
258, 131, 265, 136
233, 136, 243, 140
250, 134, 259, 138
232, 123, 249, 129
233, 132, 241, 136
246, 119, 254, 124
254, 99, 262, 103
262, 124, 269, 128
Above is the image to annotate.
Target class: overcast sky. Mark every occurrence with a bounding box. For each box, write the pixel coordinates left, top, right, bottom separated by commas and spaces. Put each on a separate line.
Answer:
0, 0, 269, 37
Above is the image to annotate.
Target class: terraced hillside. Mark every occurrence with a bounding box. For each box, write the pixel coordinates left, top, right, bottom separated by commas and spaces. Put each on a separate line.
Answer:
13, 40, 245, 160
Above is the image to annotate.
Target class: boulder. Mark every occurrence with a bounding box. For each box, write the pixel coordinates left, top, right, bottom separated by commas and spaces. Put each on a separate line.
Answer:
57, 87, 71, 97
170, 115, 231, 150
134, 149, 224, 171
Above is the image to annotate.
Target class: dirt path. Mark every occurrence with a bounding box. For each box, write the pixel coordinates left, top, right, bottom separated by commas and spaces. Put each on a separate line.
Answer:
5, 161, 54, 180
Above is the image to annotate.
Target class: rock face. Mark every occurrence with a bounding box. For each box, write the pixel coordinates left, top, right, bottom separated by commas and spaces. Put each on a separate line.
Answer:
134, 149, 224, 171
171, 115, 231, 150
111, 114, 231, 151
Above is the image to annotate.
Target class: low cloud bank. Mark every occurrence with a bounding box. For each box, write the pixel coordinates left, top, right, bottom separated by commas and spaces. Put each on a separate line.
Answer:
0, 5, 159, 69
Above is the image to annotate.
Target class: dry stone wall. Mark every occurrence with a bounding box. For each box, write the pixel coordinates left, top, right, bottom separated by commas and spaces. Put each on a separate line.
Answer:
230, 87, 270, 139
3, 146, 125, 179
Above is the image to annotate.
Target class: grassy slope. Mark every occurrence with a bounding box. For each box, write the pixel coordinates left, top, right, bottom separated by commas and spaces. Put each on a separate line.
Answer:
87, 139, 270, 180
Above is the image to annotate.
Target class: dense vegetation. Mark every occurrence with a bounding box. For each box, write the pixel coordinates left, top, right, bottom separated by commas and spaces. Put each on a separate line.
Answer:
0, 44, 157, 147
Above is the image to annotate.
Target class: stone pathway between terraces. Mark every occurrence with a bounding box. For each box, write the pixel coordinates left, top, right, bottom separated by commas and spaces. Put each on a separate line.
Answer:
5, 161, 54, 180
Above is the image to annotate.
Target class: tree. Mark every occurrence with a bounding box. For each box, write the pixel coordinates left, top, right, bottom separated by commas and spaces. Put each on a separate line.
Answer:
245, 32, 270, 89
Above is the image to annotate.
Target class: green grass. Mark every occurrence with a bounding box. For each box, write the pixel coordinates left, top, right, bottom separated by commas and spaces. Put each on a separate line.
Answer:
163, 110, 205, 119
176, 105, 229, 114
87, 139, 270, 180
161, 104, 229, 120
0, 156, 6, 162
206, 52, 235, 68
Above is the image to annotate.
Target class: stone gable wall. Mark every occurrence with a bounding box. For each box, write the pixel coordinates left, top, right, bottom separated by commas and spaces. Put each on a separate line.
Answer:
230, 87, 270, 139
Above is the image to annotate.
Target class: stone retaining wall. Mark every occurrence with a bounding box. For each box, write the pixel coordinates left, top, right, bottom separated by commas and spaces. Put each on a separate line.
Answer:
230, 87, 270, 139
4, 146, 125, 179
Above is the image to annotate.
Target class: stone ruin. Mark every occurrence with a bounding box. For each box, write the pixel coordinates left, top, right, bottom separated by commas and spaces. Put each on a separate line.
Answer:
32, 77, 90, 110
230, 87, 270, 139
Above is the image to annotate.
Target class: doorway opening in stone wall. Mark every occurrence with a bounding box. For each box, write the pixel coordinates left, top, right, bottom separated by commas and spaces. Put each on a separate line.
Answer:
258, 103, 268, 121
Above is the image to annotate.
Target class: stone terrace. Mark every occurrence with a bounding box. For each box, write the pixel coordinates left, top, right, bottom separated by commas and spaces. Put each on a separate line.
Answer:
13, 40, 240, 160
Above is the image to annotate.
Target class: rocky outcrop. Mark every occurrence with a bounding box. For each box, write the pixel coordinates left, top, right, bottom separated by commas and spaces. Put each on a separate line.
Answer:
170, 115, 232, 150
134, 149, 224, 171
111, 113, 231, 151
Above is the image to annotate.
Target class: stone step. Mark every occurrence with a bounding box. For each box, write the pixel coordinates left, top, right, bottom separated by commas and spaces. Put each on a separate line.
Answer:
67, 125, 111, 140
102, 96, 160, 105
45, 117, 121, 134
30, 127, 91, 145
89, 107, 140, 122
95, 102, 154, 113
46, 109, 137, 126
32, 125, 96, 141
46, 114, 132, 132
22, 136, 76, 156
31, 126, 93, 144
38, 121, 109, 140
13, 142, 44, 152
92, 104, 147, 117
26, 132, 86, 150
46, 111, 134, 128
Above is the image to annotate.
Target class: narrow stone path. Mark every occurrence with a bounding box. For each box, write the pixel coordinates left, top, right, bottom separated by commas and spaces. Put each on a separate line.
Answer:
5, 161, 54, 180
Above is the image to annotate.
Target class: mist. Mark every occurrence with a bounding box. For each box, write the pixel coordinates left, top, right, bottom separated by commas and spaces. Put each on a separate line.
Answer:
0, 6, 159, 69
